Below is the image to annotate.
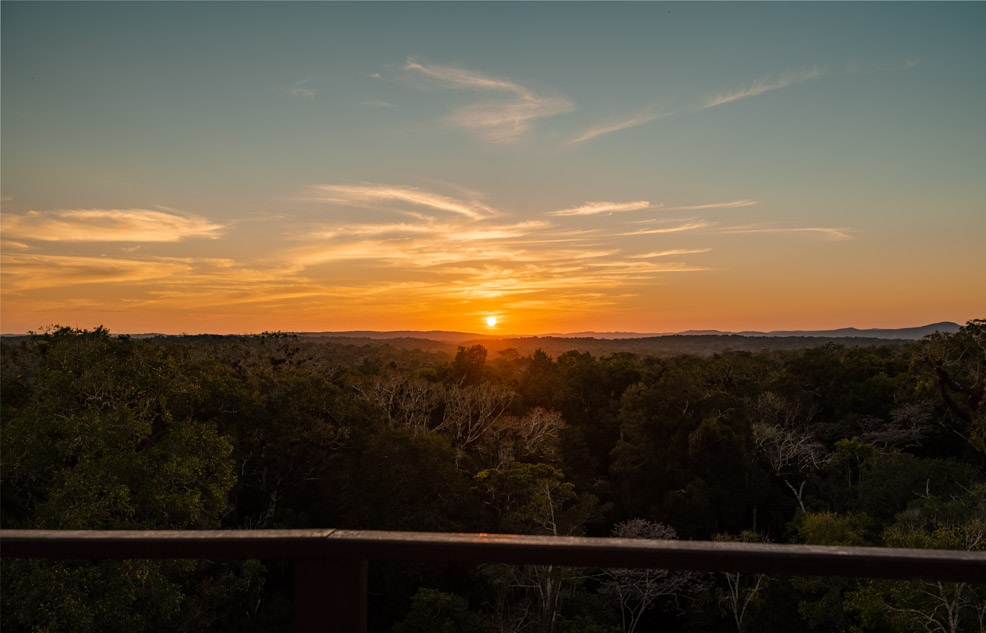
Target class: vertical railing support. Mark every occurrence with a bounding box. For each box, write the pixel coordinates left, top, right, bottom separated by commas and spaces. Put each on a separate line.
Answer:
294, 557, 367, 633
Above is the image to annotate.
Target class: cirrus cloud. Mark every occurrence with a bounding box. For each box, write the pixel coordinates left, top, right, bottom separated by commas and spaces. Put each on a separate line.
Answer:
1, 208, 225, 242
309, 183, 496, 220
568, 109, 664, 145
718, 225, 853, 240
705, 66, 827, 108
549, 200, 654, 217
402, 57, 573, 143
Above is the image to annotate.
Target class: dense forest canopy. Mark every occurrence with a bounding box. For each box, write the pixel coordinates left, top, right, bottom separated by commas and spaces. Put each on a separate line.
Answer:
1, 321, 984, 632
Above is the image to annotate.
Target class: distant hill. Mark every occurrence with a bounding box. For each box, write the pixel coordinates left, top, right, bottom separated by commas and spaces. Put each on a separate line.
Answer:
302, 330, 496, 343
2, 323, 964, 357
682, 322, 962, 340
315, 322, 961, 342
285, 322, 963, 358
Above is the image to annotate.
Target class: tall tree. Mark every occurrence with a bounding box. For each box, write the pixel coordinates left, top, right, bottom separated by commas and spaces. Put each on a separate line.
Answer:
475, 463, 602, 633
916, 319, 986, 458
852, 484, 986, 633
599, 519, 701, 633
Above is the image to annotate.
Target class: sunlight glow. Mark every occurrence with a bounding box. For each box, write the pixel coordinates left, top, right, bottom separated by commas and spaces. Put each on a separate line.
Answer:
486, 316, 497, 327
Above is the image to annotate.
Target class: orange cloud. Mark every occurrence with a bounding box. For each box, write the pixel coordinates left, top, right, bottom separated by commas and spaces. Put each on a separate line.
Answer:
1, 208, 224, 242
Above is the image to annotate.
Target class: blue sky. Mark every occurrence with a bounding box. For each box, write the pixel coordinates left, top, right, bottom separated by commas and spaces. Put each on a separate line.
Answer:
2, 2, 984, 334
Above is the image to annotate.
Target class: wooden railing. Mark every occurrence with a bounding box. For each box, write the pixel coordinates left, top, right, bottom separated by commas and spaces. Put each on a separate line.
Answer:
2, 529, 984, 632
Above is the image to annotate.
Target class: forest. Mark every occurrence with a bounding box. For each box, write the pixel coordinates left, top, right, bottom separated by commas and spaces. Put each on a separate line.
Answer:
1, 320, 984, 633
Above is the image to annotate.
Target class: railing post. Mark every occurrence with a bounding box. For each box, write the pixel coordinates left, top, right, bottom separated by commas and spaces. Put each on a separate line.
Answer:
294, 557, 367, 633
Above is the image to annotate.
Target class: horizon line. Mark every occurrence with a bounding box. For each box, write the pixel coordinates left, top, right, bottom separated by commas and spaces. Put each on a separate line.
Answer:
0, 321, 966, 340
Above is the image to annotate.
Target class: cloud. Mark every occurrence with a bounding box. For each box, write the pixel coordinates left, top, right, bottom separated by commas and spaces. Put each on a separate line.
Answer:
304, 219, 548, 242
310, 183, 496, 220
583, 260, 709, 273
705, 66, 827, 108
404, 58, 531, 95
280, 183, 717, 316
2, 181, 730, 330
719, 225, 853, 240
0, 249, 318, 314
619, 220, 712, 236
630, 248, 712, 259
548, 200, 653, 217
402, 57, 573, 143
0, 253, 194, 292
1, 208, 224, 242
663, 199, 757, 211
569, 110, 663, 145
289, 78, 315, 99
359, 100, 396, 107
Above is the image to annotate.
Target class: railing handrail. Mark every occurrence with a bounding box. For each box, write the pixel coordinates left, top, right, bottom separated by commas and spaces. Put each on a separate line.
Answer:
3, 529, 984, 582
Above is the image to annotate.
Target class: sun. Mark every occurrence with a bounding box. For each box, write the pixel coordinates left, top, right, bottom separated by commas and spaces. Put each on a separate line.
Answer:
486, 316, 497, 327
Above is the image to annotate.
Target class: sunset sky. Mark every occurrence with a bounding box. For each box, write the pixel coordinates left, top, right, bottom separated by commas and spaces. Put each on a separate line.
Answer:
2, 2, 984, 335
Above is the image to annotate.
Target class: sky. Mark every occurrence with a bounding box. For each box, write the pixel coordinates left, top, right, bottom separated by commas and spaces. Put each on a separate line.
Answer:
2, 2, 984, 336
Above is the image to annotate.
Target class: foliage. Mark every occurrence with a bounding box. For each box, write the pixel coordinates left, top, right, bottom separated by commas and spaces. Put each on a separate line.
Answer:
599, 519, 702, 633
2, 323, 984, 632
850, 484, 986, 633
392, 588, 492, 633
0, 327, 237, 632
914, 319, 986, 457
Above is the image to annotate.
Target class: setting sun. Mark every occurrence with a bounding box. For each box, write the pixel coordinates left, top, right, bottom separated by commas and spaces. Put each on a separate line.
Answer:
486, 316, 497, 327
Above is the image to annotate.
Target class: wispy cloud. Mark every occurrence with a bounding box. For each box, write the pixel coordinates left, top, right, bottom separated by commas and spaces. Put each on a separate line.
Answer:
569, 109, 663, 145
619, 220, 712, 236
305, 219, 547, 242
569, 65, 828, 145
402, 57, 573, 143
629, 248, 712, 259
1, 209, 224, 242
309, 183, 496, 220
583, 260, 709, 274
359, 100, 396, 108
719, 225, 853, 240
2, 181, 743, 331
1, 250, 315, 305
276, 180, 722, 319
0, 253, 194, 292
705, 66, 827, 108
289, 78, 315, 99
663, 199, 757, 211
548, 200, 653, 217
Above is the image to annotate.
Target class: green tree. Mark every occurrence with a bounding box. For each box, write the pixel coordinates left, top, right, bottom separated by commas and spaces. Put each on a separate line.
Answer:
851, 484, 986, 633
318, 427, 479, 531
392, 588, 492, 633
475, 463, 603, 633
611, 356, 764, 537
915, 319, 986, 458
0, 327, 238, 633
451, 344, 489, 386
599, 519, 701, 633
789, 511, 871, 632
713, 532, 771, 633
